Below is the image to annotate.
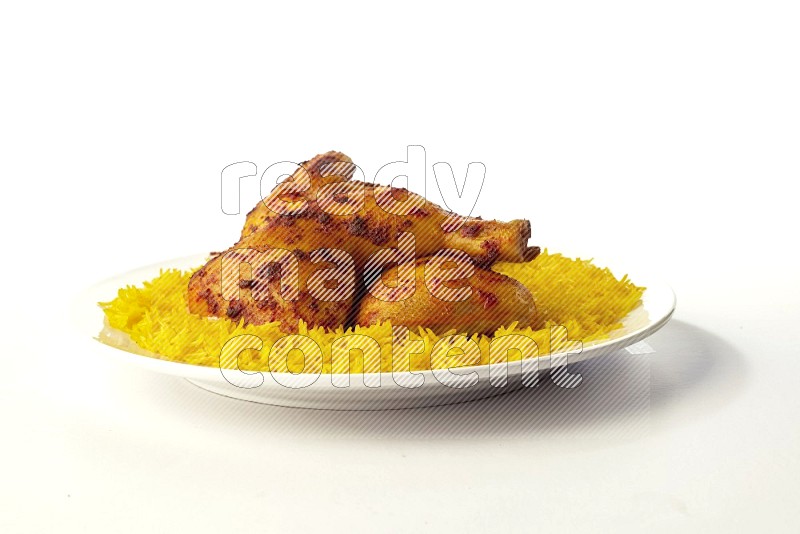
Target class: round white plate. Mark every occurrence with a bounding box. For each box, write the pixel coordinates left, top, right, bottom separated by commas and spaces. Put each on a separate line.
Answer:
72, 254, 675, 410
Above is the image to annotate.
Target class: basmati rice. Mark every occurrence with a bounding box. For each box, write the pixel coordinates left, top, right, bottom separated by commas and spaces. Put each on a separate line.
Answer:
99, 251, 645, 373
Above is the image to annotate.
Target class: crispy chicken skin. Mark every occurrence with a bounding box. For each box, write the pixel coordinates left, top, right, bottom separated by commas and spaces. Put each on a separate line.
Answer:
188, 151, 536, 332
355, 257, 539, 335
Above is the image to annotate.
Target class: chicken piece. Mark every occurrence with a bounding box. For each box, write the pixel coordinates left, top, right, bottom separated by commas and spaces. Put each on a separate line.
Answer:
187, 244, 354, 331
241, 150, 355, 238
241, 151, 531, 267
355, 256, 539, 335
188, 150, 535, 332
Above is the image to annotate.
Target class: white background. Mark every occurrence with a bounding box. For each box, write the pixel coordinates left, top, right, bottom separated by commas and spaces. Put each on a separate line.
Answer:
2, 1, 799, 532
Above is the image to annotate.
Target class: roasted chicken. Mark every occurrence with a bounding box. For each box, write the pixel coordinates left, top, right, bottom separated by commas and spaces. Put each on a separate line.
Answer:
187, 245, 355, 332
239, 151, 531, 267
188, 150, 538, 334
355, 256, 539, 335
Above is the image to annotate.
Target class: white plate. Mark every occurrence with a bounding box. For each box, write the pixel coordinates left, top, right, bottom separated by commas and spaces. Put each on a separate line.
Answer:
72, 254, 676, 410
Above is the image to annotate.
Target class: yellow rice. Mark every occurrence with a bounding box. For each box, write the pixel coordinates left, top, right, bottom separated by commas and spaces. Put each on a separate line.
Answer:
99, 251, 644, 373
